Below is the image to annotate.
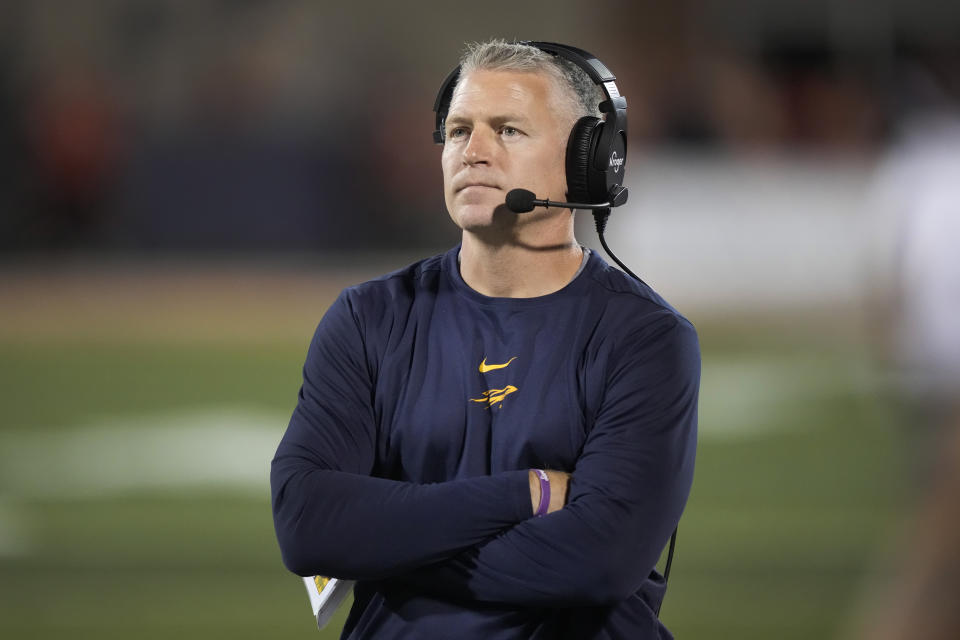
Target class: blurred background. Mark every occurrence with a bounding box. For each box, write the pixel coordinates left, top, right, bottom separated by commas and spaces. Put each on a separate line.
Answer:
2, 0, 959, 638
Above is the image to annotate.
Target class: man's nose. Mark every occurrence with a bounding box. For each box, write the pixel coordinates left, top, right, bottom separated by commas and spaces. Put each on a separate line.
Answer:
462, 127, 495, 165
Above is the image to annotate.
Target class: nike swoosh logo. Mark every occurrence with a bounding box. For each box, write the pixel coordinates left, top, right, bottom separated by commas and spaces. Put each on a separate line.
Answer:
479, 357, 517, 373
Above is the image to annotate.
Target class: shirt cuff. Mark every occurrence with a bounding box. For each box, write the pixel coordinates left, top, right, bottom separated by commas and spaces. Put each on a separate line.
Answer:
507, 468, 534, 521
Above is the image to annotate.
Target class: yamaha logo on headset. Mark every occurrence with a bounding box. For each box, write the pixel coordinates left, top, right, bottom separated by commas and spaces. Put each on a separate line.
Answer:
609, 151, 624, 174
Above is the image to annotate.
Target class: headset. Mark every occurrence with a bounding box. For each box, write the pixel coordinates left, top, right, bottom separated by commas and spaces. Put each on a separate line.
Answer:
432, 41, 679, 616
432, 41, 629, 210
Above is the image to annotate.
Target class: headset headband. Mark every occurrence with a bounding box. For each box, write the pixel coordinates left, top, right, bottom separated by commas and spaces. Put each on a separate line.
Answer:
432, 41, 627, 145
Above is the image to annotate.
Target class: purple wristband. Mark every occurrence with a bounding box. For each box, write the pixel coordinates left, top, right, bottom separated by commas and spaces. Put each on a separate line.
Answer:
534, 469, 550, 517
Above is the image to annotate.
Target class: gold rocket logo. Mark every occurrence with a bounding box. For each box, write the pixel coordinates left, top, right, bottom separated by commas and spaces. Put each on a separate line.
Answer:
314, 576, 331, 594
470, 385, 518, 409
471, 356, 518, 409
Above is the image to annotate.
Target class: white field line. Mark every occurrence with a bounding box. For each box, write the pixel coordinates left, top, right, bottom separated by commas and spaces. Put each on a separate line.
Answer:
0, 408, 289, 499
0, 356, 877, 501
698, 354, 877, 438
0, 408, 288, 557
0, 359, 875, 556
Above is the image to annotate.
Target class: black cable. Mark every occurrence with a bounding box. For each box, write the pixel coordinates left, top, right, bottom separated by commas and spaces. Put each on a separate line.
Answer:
655, 528, 678, 617
593, 207, 676, 618
663, 528, 677, 584
592, 209, 649, 287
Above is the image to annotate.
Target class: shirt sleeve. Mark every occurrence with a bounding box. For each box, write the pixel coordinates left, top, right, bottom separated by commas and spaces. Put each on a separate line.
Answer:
392, 311, 699, 607
270, 290, 533, 580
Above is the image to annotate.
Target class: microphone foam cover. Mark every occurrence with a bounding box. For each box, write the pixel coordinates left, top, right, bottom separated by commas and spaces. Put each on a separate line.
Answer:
505, 189, 536, 213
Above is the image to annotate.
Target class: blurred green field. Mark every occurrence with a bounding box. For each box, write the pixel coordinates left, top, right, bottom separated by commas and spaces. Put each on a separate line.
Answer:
0, 289, 907, 639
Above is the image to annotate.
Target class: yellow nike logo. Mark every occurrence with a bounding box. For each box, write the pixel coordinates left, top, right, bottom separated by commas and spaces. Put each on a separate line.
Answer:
469, 385, 518, 409
478, 357, 517, 373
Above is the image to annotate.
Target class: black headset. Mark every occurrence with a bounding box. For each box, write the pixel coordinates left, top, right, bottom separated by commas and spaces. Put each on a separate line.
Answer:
432, 41, 628, 208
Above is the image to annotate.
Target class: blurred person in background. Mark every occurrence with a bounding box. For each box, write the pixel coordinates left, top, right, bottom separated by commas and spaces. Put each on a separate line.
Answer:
853, 43, 960, 640
271, 39, 699, 639
22, 63, 122, 248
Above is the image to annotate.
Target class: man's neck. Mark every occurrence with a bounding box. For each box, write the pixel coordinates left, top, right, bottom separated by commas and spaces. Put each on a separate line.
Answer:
459, 233, 585, 298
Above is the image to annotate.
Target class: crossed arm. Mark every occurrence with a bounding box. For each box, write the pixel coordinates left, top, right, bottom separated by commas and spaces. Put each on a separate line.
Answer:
393, 316, 699, 606
270, 292, 699, 607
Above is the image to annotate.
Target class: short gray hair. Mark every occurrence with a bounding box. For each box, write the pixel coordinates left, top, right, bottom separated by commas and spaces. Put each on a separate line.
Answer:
457, 39, 604, 123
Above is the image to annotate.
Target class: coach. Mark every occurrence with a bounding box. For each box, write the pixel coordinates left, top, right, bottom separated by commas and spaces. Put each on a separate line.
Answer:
271, 39, 700, 639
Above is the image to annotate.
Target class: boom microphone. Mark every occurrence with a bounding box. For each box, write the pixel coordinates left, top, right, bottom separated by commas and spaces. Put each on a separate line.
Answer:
505, 187, 646, 287
504, 188, 627, 214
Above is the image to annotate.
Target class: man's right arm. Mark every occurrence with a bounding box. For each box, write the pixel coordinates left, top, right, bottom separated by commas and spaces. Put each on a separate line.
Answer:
270, 291, 533, 580
388, 313, 699, 607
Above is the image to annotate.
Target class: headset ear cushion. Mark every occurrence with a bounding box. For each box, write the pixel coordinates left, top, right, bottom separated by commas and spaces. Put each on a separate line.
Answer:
565, 116, 601, 204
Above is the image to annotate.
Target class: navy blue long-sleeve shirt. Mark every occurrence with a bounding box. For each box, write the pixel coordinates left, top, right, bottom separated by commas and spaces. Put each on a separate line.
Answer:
271, 246, 699, 639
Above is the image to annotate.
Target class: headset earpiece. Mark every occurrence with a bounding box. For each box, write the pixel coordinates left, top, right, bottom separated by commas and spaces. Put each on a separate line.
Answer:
565, 116, 602, 204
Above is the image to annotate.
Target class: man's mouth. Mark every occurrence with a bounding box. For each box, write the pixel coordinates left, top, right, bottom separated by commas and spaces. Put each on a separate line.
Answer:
457, 183, 500, 193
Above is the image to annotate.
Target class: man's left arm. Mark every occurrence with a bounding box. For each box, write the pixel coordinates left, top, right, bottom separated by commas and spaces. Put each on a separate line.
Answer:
395, 312, 699, 607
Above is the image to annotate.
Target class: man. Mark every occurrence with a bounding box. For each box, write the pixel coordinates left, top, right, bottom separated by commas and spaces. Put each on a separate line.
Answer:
271, 39, 699, 639
851, 69, 960, 640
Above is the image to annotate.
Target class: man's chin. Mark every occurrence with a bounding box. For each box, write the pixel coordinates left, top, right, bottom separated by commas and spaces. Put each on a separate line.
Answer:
450, 203, 516, 232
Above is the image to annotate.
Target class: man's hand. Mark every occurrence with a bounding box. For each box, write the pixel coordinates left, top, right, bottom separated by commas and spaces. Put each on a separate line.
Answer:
528, 469, 570, 515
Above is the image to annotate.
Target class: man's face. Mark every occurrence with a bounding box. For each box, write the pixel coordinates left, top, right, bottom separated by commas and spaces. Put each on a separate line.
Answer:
441, 69, 572, 233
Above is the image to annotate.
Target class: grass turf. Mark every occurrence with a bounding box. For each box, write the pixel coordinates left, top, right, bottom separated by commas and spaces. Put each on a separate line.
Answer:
0, 333, 906, 639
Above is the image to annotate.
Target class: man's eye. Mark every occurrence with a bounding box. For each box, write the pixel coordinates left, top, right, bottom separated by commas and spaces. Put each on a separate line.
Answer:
449, 127, 468, 139
501, 126, 519, 137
